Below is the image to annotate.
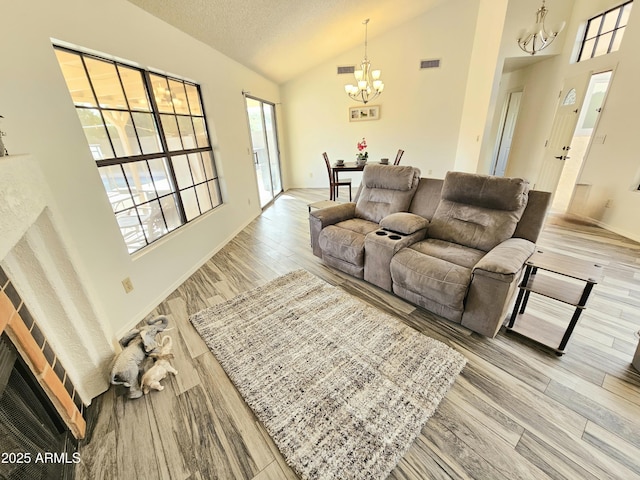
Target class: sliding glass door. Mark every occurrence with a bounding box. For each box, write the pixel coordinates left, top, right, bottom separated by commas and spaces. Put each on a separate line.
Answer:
245, 97, 282, 207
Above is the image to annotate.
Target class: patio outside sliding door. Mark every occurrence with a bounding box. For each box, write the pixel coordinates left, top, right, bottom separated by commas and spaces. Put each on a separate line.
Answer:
245, 97, 282, 207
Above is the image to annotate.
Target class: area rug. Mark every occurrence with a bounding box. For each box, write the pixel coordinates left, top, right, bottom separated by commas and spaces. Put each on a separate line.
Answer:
190, 270, 466, 480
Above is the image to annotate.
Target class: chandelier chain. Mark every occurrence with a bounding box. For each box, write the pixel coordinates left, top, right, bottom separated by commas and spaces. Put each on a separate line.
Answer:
363, 19, 369, 61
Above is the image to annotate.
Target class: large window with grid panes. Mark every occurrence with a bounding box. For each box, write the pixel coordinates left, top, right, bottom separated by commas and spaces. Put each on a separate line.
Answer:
577, 1, 633, 62
54, 46, 222, 253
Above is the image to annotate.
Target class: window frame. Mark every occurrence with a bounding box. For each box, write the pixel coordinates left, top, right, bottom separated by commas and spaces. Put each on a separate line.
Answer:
577, 1, 633, 62
54, 45, 222, 254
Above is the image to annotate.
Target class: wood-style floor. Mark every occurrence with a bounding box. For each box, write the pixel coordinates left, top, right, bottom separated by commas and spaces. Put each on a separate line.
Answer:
76, 188, 640, 480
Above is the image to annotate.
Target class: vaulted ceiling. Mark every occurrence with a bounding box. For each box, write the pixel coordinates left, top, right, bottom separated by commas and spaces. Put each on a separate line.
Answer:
125, 0, 448, 84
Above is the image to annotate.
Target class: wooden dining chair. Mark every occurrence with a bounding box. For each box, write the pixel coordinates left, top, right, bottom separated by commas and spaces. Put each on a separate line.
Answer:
394, 149, 405, 165
323, 152, 352, 201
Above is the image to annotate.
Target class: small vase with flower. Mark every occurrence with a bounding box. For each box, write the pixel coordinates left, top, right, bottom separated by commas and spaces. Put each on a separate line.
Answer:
356, 137, 368, 165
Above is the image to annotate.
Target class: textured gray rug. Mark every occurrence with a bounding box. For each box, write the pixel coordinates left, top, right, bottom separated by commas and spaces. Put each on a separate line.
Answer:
190, 270, 466, 480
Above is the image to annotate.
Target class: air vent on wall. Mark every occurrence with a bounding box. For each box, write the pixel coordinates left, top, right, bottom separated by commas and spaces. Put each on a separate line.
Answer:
337, 65, 356, 75
420, 59, 441, 69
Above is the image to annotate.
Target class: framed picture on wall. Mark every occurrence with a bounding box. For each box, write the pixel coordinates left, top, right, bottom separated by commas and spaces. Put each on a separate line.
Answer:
349, 105, 380, 122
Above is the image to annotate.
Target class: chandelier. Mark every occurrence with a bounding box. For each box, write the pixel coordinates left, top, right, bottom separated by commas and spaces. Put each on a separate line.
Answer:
517, 0, 565, 55
344, 19, 384, 104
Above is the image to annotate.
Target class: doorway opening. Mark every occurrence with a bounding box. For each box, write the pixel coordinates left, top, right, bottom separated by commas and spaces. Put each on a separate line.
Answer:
491, 90, 523, 177
553, 71, 612, 212
245, 96, 283, 208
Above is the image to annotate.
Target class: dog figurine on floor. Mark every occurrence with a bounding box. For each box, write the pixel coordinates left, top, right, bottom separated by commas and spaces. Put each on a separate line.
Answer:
141, 335, 178, 394
110, 315, 170, 399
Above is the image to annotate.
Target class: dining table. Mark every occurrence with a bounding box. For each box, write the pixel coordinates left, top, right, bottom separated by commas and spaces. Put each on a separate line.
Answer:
332, 161, 389, 183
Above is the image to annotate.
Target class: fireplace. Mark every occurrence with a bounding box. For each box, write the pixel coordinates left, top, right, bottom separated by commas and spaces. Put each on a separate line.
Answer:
1, 263, 82, 478
0, 154, 118, 458
0, 264, 85, 439
0, 334, 78, 479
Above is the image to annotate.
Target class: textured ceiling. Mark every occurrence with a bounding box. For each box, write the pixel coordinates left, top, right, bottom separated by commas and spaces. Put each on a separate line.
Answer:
126, 0, 447, 84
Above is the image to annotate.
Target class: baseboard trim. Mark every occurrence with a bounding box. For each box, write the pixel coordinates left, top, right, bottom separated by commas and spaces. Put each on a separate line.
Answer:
561, 212, 640, 244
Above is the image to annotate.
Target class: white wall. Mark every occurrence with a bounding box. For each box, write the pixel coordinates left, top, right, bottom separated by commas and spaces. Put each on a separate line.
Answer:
0, 0, 280, 370
484, 0, 640, 241
569, 1, 640, 241
503, 55, 566, 182
281, 0, 481, 186
477, 0, 576, 177
454, 0, 509, 172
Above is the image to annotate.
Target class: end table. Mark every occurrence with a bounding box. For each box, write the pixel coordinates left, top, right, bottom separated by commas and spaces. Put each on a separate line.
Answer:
506, 249, 604, 355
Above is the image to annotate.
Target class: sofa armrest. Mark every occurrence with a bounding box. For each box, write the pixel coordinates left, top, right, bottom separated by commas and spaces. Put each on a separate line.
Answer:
309, 203, 356, 257
380, 212, 429, 235
462, 238, 536, 337
473, 238, 536, 282
310, 202, 356, 227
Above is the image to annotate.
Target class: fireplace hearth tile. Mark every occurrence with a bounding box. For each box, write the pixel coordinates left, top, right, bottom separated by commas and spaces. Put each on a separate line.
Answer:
30, 323, 45, 349
42, 341, 55, 365
4, 282, 21, 310
63, 374, 74, 398
53, 358, 66, 383
18, 305, 34, 330
73, 391, 84, 415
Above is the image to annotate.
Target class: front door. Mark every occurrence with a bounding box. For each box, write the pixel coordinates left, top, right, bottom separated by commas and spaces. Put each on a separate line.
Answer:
536, 73, 590, 194
246, 97, 283, 208
553, 70, 612, 212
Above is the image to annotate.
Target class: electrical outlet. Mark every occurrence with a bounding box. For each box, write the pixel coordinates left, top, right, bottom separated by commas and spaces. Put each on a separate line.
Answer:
122, 277, 134, 294
605, 199, 612, 208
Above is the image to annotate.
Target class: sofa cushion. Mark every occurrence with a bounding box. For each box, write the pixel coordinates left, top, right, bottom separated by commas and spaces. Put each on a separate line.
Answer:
428, 172, 530, 252
355, 165, 421, 223
318, 218, 379, 267
361, 164, 420, 190
410, 239, 485, 269
390, 247, 472, 313
439, 171, 529, 211
408, 178, 444, 220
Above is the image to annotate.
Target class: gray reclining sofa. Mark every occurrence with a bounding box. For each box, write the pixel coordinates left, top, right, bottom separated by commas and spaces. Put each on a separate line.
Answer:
309, 164, 550, 337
